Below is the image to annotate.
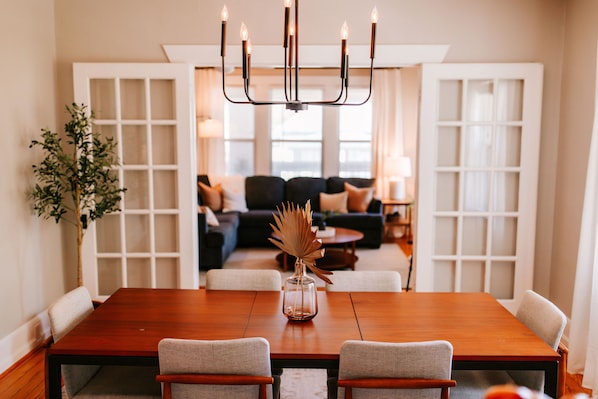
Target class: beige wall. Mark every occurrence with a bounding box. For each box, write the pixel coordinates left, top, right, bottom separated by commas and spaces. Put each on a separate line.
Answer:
4, 0, 596, 371
551, 0, 598, 318
0, 0, 65, 360
53, 0, 567, 300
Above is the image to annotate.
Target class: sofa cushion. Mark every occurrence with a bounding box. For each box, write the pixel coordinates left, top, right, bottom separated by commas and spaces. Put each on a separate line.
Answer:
196, 175, 211, 205
327, 176, 376, 193
198, 206, 219, 226
320, 191, 348, 213
285, 177, 327, 210
198, 181, 223, 211
222, 187, 248, 212
245, 176, 286, 210
344, 182, 375, 213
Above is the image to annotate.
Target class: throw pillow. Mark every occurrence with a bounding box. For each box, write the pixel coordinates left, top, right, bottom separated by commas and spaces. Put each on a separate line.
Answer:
209, 174, 248, 212
319, 191, 348, 213
198, 205, 220, 226
344, 182, 374, 212
198, 181, 223, 212
223, 187, 249, 212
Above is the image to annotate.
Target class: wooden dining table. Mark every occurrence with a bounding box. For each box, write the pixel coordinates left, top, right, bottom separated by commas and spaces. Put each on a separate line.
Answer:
46, 288, 560, 399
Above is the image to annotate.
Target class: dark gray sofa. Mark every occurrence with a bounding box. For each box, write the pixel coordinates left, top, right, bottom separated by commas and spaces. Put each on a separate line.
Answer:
197, 175, 384, 270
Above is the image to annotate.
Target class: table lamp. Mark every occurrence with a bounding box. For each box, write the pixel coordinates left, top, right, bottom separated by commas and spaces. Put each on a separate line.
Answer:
387, 156, 411, 200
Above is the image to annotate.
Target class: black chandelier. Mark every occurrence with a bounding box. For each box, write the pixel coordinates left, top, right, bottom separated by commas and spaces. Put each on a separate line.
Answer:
220, 0, 378, 111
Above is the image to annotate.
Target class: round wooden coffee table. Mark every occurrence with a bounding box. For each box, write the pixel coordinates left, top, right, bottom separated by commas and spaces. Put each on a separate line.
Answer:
274, 227, 364, 272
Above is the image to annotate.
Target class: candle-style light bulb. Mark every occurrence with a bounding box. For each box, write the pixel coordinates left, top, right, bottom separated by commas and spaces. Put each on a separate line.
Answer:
283, 0, 291, 47
340, 21, 349, 40
240, 22, 249, 41
370, 7, 378, 59
371, 7, 378, 24
220, 5, 228, 57
340, 21, 348, 78
221, 5, 229, 22
241, 22, 249, 80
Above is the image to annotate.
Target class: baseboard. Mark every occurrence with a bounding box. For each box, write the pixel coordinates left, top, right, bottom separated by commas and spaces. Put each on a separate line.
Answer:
0, 310, 51, 375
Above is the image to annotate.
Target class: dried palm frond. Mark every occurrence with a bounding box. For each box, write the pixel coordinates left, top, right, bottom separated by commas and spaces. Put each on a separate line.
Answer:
268, 201, 333, 284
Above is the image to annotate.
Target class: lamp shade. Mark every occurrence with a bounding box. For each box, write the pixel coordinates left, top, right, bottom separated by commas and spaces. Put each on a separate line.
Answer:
397, 156, 412, 177
385, 156, 412, 178
198, 118, 223, 138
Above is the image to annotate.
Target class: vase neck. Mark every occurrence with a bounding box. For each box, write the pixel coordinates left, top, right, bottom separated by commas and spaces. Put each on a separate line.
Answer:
294, 258, 306, 276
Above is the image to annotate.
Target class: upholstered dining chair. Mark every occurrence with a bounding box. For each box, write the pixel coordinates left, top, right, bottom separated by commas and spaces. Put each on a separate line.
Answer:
156, 337, 276, 399
206, 269, 282, 291
451, 290, 568, 399
334, 340, 455, 399
325, 270, 402, 292
48, 286, 161, 399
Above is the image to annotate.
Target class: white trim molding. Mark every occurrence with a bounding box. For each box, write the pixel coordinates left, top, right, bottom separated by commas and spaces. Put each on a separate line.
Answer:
0, 310, 51, 375
163, 44, 450, 68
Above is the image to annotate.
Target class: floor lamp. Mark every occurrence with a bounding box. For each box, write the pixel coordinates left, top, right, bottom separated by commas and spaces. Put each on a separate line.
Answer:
197, 118, 223, 173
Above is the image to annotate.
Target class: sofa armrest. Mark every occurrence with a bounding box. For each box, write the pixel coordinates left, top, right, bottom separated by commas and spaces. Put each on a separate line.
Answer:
367, 198, 382, 214
197, 212, 209, 236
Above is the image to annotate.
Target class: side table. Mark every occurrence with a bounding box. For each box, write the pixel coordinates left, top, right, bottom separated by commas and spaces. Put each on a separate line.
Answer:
382, 197, 414, 239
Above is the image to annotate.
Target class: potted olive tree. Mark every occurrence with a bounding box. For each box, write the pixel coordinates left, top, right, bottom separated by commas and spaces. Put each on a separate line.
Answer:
30, 103, 126, 287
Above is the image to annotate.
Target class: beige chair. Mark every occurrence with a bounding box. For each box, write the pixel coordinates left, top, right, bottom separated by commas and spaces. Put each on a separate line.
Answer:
206, 269, 282, 291
48, 286, 161, 398
451, 290, 567, 399
325, 270, 402, 292
335, 340, 455, 399
157, 337, 275, 399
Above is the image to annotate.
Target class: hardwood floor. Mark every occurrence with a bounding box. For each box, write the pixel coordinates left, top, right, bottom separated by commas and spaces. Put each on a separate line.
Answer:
0, 237, 592, 398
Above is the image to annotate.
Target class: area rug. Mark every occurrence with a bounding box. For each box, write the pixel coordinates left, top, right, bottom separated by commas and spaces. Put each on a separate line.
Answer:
200, 243, 412, 289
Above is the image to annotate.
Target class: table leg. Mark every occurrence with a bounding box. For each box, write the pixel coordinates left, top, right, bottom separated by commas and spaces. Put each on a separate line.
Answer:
46, 354, 62, 399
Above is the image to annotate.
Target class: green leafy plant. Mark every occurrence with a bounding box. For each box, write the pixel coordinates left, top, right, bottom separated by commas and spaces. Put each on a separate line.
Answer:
30, 103, 126, 286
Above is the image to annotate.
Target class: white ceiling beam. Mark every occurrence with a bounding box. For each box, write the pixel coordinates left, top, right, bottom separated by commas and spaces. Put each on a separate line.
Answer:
162, 44, 450, 68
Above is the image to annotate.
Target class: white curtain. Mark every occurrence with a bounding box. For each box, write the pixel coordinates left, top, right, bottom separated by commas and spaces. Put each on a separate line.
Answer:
372, 69, 405, 198
195, 68, 225, 175
567, 44, 598, 397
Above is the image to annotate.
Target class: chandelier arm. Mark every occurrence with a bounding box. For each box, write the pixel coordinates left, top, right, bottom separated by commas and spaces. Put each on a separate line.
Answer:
221, 58, 253, 105
308, 58, 375, 107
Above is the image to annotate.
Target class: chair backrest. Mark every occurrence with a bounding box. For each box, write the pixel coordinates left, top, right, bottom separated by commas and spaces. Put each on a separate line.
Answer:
508, 290, 567, 391
48, 286, 99, 398
206, 269, 282, 291
516, 290, 567, 350
337, 340, 455, 399
325, 271, 402, 292
157, 337, 274, 399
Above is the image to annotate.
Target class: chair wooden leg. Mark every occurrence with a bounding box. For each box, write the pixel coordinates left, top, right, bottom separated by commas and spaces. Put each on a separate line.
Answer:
558, 342, 569, 399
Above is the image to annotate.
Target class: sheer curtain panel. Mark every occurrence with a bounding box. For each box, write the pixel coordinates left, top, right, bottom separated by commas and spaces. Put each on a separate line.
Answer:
568, 43, 598, 398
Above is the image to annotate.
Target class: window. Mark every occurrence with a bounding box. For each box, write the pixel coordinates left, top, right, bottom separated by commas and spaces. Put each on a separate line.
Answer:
224, 87, 255, 176
223, 69, 372, 178
271, 88, 323, 179
339, 88, 373, 177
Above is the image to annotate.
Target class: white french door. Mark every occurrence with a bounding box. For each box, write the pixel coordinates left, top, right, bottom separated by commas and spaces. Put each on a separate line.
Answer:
416, 63, 543, 312
74, 63, 198, 300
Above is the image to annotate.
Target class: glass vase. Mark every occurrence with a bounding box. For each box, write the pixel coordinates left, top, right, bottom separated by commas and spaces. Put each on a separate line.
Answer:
282, 258, 318, 321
